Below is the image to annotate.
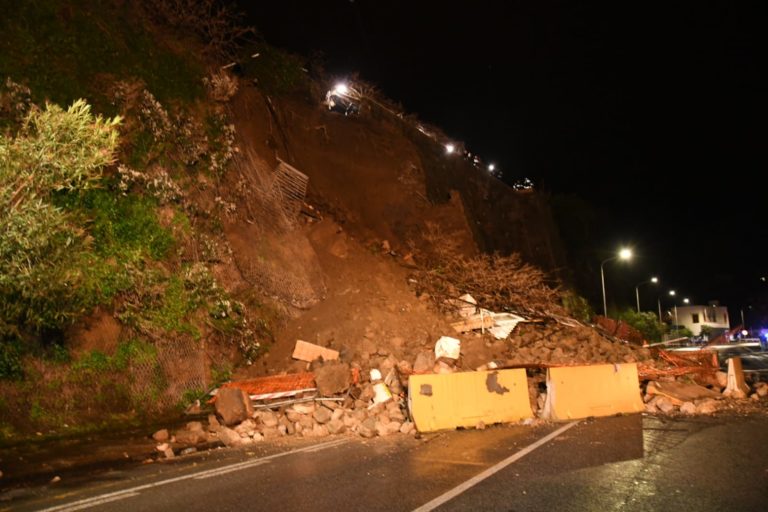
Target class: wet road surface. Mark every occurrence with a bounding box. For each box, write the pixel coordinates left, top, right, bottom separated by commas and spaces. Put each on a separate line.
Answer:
3, 414, 767, 511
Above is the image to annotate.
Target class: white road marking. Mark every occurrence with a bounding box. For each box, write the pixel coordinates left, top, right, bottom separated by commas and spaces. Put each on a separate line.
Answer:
412, 421, 580, 512
39, 439, 348, 512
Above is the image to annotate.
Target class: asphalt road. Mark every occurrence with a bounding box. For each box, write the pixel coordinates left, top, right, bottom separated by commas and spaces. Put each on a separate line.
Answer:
3, 414, 768, 511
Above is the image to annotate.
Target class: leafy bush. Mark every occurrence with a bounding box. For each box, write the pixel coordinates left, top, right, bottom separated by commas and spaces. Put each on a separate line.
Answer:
617, 309, 666, 342
0, 100, 120, 335
0, 340, 23, 379
562, 290, 594, 323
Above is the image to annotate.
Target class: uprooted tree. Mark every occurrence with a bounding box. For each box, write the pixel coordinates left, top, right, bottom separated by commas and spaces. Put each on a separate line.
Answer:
411, 223, 564, 316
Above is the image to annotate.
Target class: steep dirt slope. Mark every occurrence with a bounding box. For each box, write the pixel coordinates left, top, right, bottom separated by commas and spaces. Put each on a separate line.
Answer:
228, 86, 479, 256
236, 218, 461, 378
210, 80, 571, 376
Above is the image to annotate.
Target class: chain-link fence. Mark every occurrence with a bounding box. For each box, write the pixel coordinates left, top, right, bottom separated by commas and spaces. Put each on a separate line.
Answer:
128, 338, 208, 411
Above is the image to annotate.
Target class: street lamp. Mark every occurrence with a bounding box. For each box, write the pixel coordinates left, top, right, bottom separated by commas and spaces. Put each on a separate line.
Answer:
635, 276, 659, 313
600, 248, 632, 317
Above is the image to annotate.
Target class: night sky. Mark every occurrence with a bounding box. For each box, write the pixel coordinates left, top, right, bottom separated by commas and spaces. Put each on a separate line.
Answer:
244, 1, 765, 320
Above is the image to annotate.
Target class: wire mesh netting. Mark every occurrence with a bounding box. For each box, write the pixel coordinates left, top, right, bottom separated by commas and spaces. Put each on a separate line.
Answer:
128, 338, 208, 410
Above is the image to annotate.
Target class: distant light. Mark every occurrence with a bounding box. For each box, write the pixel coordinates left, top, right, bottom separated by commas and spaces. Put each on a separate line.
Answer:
488, 163, 496, 172
683, 298, 690, 304
669, 290, 676, 296
333, 83, 348, 95
445, 143, 455, 154
619, 248, 632, 260
741, 329, 749, 336
651, 277, 658, 283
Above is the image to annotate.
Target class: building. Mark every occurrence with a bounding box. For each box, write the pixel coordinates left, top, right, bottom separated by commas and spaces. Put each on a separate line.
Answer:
673, 303, 730, 336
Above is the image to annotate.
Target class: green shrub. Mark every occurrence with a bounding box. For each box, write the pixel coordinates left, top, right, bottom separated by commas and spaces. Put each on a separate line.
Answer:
617, 309, 666, 342
0, 100, 120, 336
0, 339, 24, 379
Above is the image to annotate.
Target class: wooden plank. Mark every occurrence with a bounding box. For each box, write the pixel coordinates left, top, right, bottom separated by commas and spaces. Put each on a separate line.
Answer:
451, 314, 495, 333
292, 340, 339, 362
646, 380, 721, 405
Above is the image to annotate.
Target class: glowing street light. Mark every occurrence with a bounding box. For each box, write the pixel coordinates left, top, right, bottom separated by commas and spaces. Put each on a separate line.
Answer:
635, 276, 659, 313
600, 248, 632, 317
487, 163, 496, 172
445, 143, 455, 154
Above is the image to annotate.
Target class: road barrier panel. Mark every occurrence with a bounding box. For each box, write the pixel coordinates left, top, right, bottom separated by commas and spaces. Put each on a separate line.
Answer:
408, 369, 532, 432
542, 363, 644, 420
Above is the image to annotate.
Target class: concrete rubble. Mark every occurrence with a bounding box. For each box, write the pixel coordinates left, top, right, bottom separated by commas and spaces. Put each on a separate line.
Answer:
151, 293, 766, 457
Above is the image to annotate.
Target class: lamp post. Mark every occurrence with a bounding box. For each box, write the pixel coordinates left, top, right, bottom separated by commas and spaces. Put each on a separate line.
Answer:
635, 276, 659, 313
600, 248, 632, 317
668, 290, 677, 333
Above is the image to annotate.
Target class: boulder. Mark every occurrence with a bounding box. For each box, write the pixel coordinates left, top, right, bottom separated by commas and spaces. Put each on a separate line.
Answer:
311, 424, 330, 438
298, 415, 315, 430
234, 419, 257, 437
679, 402, 697, 415
217, 426, 243, 447
174, 428, 208, 445
313, 406, 333, 424
413, 351, 435, 373
695, 398, 720, 414
186, 421, 204, 432
326, 418, 346, 435
359, 417, 377, 438
152, 429, 169, 442
314, 362, 351, 396
215, 387, 253, 426
291, 403, 316, 415
655, 396, 676, 413
259, 411, 279, 428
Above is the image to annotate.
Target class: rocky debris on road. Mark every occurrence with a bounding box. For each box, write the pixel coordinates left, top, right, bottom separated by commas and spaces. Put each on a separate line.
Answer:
149, 292, 767, 455
161, 397, 418, 449
640, 371, 768, 416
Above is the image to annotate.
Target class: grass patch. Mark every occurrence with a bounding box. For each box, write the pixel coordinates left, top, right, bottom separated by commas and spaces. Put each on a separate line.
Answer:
0, 0, 202, 109
64, 187, 174, 260
146, 276, 201, 338
240, 42, 308, 95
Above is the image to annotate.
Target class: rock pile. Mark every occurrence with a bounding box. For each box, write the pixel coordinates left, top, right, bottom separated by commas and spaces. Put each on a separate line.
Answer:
152, 383, 417, 457
211, 398, 415, 448
506, 322, 654, 366
639, 374, 768, 416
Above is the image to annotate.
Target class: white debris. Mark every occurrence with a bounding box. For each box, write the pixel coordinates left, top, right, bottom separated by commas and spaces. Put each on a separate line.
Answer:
435, 336, 461, 360
489, 313, 527, 339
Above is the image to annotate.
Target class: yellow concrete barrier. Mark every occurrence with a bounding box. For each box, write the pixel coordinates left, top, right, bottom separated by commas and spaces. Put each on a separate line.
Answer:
408, 369, 532, 432
542, 363, 644, 420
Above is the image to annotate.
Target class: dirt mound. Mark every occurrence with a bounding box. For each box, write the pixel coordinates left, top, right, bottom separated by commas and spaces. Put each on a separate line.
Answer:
234, 218, 458, 379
